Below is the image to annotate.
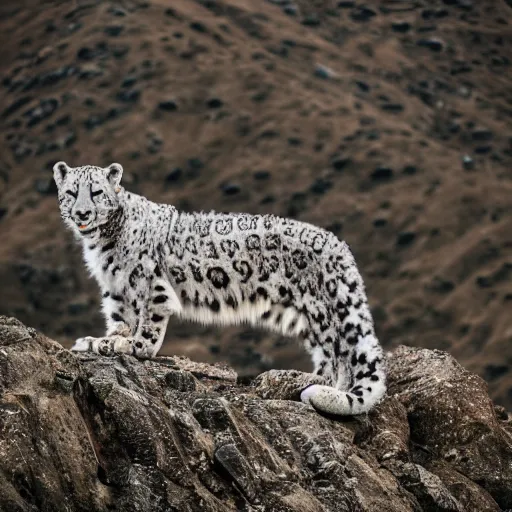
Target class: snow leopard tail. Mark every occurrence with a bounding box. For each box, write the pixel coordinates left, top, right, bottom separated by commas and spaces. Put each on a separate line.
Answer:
301, 242, 387, 415
300, 336, 386, 415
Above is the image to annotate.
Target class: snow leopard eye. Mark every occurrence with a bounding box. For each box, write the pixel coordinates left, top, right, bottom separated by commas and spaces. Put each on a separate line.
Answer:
91, 189, 103, 198
66, 190, 77, 199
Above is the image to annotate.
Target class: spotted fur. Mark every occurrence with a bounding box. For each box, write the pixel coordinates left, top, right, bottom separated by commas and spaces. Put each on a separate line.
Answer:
54, 162, 386, 415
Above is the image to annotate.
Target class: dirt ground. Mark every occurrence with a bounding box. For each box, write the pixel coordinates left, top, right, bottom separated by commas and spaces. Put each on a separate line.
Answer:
1, 0, 511, 407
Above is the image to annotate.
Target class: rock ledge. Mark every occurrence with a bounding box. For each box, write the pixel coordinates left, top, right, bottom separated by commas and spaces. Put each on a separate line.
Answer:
0, 316, 511, 512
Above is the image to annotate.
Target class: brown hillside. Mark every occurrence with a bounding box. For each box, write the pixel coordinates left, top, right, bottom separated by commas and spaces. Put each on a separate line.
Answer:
0, 0, 511, 406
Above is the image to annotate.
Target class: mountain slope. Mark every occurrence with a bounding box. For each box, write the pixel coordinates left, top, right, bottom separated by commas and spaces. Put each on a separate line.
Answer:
0, 0, 511, 406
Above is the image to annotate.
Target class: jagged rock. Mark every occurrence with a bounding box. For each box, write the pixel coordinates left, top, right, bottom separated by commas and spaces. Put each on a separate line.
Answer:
387, 346, 512, 507
0, 316, 511, 511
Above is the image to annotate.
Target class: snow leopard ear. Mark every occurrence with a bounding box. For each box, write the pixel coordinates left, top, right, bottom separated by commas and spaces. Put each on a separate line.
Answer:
106, 163, 123, 190
53, 161, 70, 189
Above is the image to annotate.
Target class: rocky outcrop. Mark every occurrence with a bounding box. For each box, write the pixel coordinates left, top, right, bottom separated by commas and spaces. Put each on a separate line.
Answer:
0, 316, 511, 512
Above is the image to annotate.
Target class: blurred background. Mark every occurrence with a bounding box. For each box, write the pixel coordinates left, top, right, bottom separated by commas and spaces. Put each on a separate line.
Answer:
0, 0, 511, 407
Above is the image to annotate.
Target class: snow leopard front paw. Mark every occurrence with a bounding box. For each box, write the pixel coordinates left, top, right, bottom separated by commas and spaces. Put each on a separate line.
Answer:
71, 335, 136, 357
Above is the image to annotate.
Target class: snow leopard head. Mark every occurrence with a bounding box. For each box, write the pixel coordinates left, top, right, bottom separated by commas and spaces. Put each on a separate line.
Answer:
53, 162, 123, 236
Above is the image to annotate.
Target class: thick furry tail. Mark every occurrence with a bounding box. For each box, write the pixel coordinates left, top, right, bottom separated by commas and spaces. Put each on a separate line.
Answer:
300, 353, 386, 415
302, 336, 386, 415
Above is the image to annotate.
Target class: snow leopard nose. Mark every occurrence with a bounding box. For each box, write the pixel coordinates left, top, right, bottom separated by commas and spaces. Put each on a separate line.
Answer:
76, 209, 92, 221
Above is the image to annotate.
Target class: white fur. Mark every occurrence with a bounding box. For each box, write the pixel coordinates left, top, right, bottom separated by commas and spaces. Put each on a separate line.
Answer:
55, 162, 387, 414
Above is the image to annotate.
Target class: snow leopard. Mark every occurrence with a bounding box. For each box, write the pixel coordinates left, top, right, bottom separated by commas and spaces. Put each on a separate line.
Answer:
53, 161, 386, 415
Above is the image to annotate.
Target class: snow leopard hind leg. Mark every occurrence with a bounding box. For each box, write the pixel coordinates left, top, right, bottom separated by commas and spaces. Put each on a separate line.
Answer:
255, 299, 386, 416
258, 244, 386, 416
299, 276, 386, 415
72, 274, 178, 358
